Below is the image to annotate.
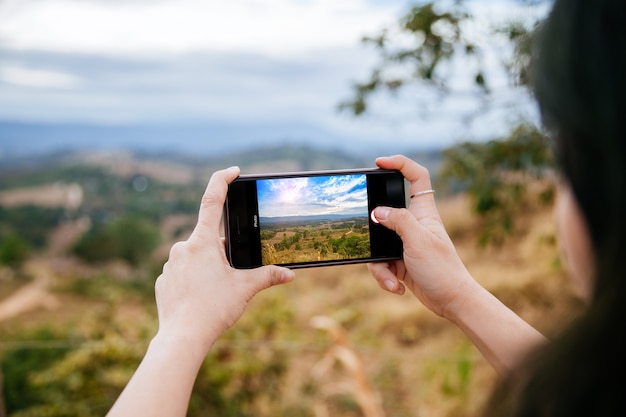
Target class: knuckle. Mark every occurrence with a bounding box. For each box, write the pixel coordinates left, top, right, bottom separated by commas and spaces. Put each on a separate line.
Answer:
417, 165, 431, 181
168, 240, 188, 260
154, 274, 164, 291
200, 190, 221, 210
394, 207, 413, 222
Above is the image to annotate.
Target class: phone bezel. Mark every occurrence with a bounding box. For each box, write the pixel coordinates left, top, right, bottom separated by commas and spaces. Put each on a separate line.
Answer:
224, 168, 405, 269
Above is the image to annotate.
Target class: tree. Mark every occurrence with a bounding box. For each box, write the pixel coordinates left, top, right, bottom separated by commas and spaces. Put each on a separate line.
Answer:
72, 215, 160, 266
0, 233, 30, 267
340, 1, 540, 116
341, 0, 553, 243
441, 122, 554, 245
340, 1, 479, 116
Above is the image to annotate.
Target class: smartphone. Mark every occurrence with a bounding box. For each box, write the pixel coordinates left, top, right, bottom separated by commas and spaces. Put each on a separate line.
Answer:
224, 168, 405, 269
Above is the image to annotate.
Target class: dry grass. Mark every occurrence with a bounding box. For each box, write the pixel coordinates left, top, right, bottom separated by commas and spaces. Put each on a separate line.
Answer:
244, 191, 584, 417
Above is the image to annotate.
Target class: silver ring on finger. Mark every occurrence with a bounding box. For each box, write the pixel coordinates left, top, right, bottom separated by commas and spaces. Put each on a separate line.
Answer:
410, 189, 435, 198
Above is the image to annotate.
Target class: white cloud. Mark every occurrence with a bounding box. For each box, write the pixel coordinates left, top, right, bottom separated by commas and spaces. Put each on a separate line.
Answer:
0, 0, 550, 152
0, 64, 82, 88
0, 0, 402, 56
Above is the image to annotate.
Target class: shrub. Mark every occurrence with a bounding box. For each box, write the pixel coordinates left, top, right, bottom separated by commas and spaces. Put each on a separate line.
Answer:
73, 215, 160, 266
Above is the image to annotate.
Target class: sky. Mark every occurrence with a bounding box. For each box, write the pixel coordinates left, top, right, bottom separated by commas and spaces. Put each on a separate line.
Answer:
0, 0, 550, 155
257, 174, 368, 218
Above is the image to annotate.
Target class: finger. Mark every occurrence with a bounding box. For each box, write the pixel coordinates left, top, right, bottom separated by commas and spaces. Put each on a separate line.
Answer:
191, 166, 240, 241
239, 265, 295, 292
368, 262, 406, 295
372, 205, 424, 246
376, 155, 439, 221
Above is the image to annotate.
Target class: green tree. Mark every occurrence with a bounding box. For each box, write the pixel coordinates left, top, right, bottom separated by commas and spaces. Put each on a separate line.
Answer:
441, 123, 554, 245
340, 1, 481, 115
0, 206, 64, 251
73, 215, 160, 266
0, 233, 30, 267
341, 0, 553, 244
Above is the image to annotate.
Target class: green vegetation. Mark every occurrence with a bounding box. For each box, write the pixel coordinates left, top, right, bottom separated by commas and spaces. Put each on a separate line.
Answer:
0, 206, 64, 246
1, 279, 304, 417
0, 233, 30, 267
1, 328, 72, 415
72, 215, 160, 267
0, 206, 65, 267
261, 219, 370, 265
440, 123, 555, 245
341, 0, 552, 244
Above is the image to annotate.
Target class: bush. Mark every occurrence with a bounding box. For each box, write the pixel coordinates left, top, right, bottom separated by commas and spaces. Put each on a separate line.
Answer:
0, 233, 30, 267
0, 205, 64, 250
440, 123, 555, 245
73, 215, 160, 266
1, 327, 71, 415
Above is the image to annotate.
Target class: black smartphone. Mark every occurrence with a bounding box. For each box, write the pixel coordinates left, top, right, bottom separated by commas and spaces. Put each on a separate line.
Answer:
224, 168, 405, 269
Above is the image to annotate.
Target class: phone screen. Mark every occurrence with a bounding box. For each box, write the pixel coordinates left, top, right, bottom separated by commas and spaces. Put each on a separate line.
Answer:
225, 169, 405, 269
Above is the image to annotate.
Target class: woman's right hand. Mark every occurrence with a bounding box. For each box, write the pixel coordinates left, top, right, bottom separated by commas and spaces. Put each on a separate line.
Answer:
368, 155, 476, 319
369, 155, 548, 375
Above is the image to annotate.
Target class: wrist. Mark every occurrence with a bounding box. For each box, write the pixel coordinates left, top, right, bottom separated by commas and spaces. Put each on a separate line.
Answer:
440, 272, 485, 325
149, 327, 217, 370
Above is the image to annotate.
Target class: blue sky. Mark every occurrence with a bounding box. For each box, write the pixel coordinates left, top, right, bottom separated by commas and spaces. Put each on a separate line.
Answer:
0, 0, 549, 155
257, 174, 368, 218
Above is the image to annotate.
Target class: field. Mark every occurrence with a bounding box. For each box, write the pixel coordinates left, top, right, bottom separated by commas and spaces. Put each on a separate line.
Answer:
0, 150, 584, 417
260, 216, 370, 265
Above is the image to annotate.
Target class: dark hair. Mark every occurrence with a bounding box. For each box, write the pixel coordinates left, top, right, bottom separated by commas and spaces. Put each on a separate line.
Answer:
483, 0, 626, 415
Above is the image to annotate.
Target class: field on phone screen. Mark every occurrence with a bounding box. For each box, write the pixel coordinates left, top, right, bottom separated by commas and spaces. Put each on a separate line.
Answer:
260, 216, 370, 265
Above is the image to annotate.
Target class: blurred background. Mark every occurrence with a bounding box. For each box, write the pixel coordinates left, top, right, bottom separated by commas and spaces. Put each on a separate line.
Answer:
0, 1, 584, 416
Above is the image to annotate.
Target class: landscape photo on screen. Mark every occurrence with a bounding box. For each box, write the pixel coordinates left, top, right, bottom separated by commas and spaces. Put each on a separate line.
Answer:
257, 174, 371, 265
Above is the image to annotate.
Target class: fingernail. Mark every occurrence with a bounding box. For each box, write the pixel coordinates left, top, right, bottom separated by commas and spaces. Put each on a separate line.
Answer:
280, 269, 295, 283
384, 279, 395, 291
375, 207, 391, 221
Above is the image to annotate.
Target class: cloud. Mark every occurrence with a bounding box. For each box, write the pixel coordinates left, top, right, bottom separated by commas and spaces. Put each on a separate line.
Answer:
258, 174, 368, 218
0, 0, 401, 56
0, 0, 549, 154
0, 64, 82, 88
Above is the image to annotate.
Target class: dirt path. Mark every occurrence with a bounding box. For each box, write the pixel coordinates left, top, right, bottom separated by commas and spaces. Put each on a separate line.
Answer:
0, 261, 59, 323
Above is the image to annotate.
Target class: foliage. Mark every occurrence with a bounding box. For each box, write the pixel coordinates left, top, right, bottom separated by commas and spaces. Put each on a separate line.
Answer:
1, 328, 71, 415
0, 206, 64, 250
72, 215, 161, 266
0, 233, 30, 267
440, 123, 555, 245
57, 270, 156, 302
2, 280, 300, 417
341, 0, 549, 244
0, 205, 65, 266
499, 18, 539, 88
328, 234, 370, 258
340, 1, 541, 116
340, 1, 482, 115
190, 293, 295, 416
9, 336, 145, 417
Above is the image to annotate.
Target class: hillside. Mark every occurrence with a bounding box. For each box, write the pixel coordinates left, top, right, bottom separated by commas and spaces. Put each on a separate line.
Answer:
0, 148, 582, 417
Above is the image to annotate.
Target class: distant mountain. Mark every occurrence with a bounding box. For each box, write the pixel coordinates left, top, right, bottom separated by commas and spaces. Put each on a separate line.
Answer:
0, 119, 400, 157
0, 120, 274, 156
0, 119, 445, 180
260, 213, 366, 225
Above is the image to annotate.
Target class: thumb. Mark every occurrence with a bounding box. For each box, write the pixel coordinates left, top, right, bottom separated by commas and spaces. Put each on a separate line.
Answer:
372, 206, 420, 240
241, 265, 295, 293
